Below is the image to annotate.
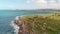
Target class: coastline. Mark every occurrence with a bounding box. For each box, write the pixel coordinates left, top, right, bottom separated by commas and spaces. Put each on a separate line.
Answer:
12, 13, 60, 34
12, 14, 51, 34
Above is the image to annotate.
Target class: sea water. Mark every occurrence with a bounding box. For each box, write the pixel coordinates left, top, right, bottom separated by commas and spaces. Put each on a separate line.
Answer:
0, 10, 53, 34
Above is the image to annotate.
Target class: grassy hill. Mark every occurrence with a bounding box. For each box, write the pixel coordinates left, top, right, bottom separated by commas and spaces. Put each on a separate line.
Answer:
20, 12, 60, 34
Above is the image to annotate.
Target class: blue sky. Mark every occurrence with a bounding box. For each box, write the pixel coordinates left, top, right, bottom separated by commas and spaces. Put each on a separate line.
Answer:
0, 0, 60, 10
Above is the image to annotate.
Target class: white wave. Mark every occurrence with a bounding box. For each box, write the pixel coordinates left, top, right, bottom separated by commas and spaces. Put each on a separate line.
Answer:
11, 21, 19, 34
10, 16, 23, 34
15, 16, 19, 20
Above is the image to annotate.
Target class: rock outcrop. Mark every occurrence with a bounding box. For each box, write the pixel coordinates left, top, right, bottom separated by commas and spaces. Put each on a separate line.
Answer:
13, 16, 30, 34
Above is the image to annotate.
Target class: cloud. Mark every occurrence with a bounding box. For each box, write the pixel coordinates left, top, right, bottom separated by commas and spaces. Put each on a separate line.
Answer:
26, 0, 31, 3
27, 0, 47, 4
26, 0, 60, 9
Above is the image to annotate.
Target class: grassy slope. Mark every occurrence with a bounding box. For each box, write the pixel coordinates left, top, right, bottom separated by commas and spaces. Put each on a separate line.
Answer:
21, 13, 60, 34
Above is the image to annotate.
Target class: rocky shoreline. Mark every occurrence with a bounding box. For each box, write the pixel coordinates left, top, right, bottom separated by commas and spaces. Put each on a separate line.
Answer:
13, 16, 30, 34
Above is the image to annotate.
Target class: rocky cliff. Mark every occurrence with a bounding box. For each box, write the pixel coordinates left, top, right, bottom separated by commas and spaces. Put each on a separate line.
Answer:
13, 14, 60, 34
13, 16, 31, 34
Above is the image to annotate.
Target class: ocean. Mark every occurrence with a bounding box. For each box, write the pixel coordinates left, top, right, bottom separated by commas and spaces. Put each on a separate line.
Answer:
0, 10, 53, 34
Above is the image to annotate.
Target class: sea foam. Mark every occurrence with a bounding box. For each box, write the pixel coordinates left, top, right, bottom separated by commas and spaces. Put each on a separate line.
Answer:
11, 16, 19, 34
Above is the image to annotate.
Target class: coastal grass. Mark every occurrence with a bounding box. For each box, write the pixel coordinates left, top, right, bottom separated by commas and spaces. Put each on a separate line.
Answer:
20, 12, 60, 34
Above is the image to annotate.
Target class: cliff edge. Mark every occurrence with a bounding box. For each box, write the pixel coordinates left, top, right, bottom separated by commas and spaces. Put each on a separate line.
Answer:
13, 14, 60, 34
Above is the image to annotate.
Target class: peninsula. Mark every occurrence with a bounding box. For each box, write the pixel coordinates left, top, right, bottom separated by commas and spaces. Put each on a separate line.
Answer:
13, 12, 60, 34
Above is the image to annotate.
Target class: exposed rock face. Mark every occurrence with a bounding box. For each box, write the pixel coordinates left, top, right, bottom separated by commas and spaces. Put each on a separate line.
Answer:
13, 16, 30, 34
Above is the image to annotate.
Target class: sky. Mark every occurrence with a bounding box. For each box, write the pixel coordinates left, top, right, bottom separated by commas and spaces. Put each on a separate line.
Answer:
0, 0, 60, 10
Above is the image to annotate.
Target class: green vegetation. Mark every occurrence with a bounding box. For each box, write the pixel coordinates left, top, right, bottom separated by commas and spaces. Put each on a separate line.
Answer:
22, 13, 60, 34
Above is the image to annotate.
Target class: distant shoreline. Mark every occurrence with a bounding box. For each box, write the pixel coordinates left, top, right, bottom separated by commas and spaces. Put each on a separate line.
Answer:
15, 9, 60, 10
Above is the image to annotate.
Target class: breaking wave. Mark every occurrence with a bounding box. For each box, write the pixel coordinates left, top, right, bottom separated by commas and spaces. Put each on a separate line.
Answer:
10, 16, 19, 34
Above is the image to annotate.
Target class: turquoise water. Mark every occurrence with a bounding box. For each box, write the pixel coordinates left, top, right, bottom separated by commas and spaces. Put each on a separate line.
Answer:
0, 10, 52, 34
0, 10, 52, 16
